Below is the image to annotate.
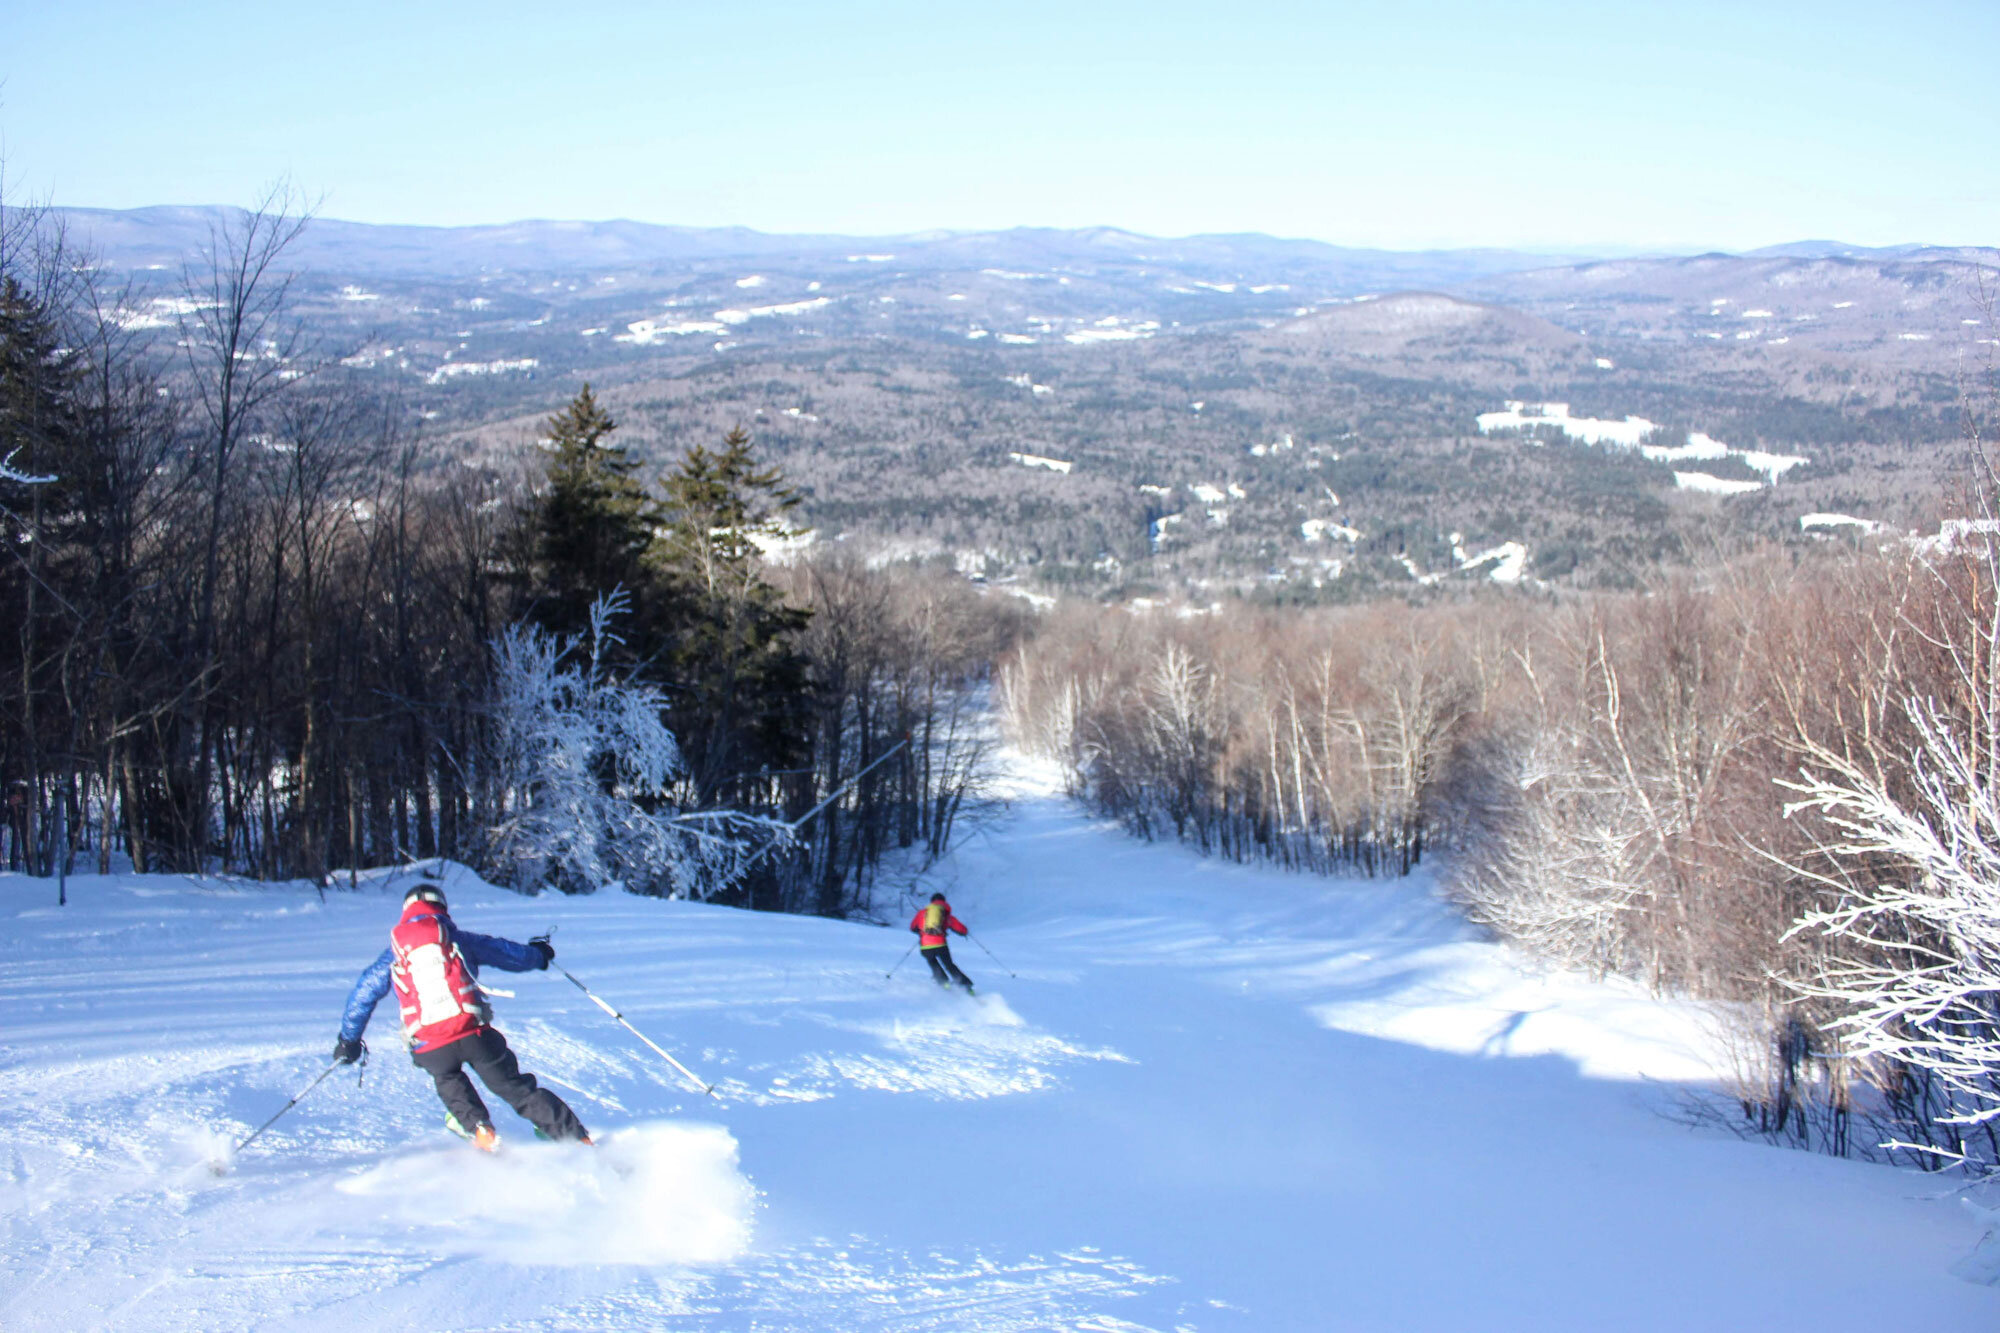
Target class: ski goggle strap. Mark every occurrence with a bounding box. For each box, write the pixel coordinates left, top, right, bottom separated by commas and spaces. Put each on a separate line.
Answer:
404, 883, 448, 908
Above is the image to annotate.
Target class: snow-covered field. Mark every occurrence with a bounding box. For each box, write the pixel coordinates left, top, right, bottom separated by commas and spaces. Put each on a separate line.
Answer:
425, 358, 539, 385
3, 756, 1994, 1330
1476, 401, 1809, 492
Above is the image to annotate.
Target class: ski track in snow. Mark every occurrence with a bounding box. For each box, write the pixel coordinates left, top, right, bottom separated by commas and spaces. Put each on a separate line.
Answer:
2, 750, 1996, 1329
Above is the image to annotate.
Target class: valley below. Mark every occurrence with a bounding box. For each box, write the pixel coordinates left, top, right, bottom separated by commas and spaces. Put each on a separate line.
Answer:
74, 208, 1996, 599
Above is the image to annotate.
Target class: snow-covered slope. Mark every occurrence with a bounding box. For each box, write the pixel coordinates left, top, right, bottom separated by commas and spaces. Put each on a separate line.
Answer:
2, 756, 1993, 1330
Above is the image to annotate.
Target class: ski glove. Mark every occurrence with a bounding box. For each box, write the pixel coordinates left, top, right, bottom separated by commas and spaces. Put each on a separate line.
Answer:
529, 936, 555, 969
333, 1036, 366, 1065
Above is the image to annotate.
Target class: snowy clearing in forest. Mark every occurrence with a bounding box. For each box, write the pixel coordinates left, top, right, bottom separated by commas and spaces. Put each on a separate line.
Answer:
715, 297, 834, 325
1478, 401, 1807, 492
111, 296, 217, 329
1, 753, 1993, 1330
617, 316, 728, 343
1675, 470, 1764, 494
424, 358, 538, 385
1301, 517, 1362, 545
1477, 400, 1654, 448
1451, 535, 1529, 582
1065, 317, 1160, 344
1801, 512, 1883, 535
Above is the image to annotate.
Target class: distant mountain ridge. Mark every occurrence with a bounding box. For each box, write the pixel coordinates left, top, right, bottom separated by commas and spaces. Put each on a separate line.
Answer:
51, 207, 1991, 325
49, 205, 1610, 283
1741, 239, 1995, 262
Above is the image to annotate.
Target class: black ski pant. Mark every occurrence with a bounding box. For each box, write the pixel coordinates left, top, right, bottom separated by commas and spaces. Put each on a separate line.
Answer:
922, 944, 973, 990
412, 1027, 589, 1143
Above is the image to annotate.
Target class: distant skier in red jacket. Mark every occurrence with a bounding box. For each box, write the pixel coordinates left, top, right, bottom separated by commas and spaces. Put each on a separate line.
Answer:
910, 893, 974, 993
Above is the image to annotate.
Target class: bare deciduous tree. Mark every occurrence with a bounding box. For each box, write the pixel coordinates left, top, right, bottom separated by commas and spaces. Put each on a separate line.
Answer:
178, 185, 315, 862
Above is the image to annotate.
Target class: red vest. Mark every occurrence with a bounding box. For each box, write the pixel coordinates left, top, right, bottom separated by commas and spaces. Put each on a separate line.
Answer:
390, 902, 490, 1051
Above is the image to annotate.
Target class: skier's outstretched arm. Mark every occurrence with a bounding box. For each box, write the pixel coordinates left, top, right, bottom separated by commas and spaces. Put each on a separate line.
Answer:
338, 948, 394, 1044
457, 930, 552, 973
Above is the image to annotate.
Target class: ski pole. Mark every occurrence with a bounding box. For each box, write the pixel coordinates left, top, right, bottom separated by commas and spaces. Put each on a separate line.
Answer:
885, 940, 918, 980
965, 930, 1017, 978
558, 967, 719, 1099
232, 1059, 342, 1157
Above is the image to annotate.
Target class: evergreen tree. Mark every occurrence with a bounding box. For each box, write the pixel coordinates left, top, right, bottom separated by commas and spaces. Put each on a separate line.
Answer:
527, 384, 659, 643
0, 278, 85, 805
0, 276, 80, 495
650, 427, 812, 807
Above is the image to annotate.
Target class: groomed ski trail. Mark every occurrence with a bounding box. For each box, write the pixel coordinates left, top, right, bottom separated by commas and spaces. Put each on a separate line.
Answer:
1, 752, 1994, 1330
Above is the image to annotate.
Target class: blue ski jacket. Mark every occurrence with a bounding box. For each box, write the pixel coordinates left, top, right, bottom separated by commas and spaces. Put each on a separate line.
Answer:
339, 923, 545, 1045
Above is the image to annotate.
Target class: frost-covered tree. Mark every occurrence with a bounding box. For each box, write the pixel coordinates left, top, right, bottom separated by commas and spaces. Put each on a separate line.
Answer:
1776, 495, 2000, 1175
485, 591, 789, 898
1783, 698, 2000, 1168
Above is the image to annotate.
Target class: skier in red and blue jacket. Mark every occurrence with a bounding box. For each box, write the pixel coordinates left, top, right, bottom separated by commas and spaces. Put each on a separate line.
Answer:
334, 882, 590, 1149
910, 893, 974, 992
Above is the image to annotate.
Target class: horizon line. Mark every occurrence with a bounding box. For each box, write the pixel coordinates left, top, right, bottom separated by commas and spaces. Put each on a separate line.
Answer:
37, 202, 1981, 262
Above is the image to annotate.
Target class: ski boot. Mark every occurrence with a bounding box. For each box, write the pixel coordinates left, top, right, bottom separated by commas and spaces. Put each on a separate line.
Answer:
445, 1112, 501, 1152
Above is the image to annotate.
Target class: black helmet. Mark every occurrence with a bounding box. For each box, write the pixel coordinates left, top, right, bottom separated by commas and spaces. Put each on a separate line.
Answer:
404, 882, 447, 909
929, 892, 947, 903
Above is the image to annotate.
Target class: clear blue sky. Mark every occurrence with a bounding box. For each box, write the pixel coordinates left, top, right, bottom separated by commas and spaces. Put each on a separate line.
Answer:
4, 0, 1994, 250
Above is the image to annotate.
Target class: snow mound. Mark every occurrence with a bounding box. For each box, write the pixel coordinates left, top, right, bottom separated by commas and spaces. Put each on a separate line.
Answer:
333, 1120, 752, 1266
1953, 1202, 2000, 1286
